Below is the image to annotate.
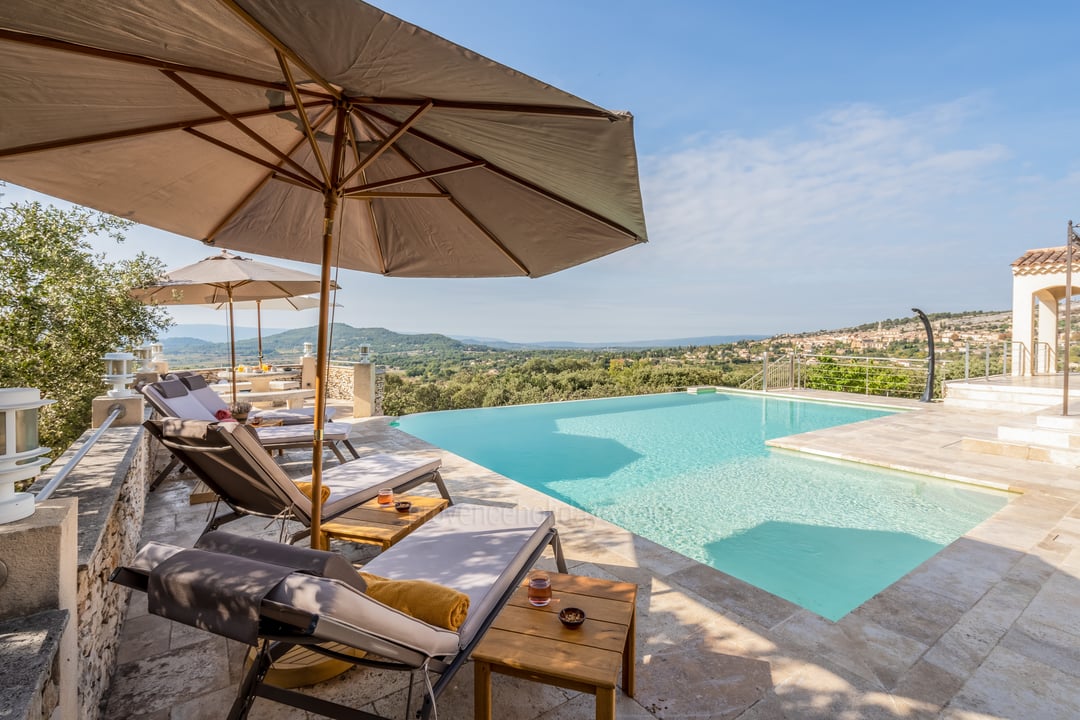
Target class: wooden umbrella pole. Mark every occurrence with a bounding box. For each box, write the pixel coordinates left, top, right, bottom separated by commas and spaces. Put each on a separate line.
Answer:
310, 192, 339, 548
257, 299, 264, 367
310, 105, 347, 549
228, 287, 238, 407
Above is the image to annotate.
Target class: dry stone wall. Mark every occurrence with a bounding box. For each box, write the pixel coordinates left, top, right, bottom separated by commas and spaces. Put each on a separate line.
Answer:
26, 418, 161, 720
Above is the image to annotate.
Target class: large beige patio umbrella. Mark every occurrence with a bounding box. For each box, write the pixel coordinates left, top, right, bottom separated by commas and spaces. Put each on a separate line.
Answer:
130, 250, 334, 404
0, 0, 649, 547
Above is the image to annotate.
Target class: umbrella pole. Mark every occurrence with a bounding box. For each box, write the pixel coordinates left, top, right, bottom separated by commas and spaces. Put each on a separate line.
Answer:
257, 299, 264, 368
229, 288, 238, 407
310, 192, 339, 548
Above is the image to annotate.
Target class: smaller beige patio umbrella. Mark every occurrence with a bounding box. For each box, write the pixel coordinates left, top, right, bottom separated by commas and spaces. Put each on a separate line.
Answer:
207, 295, 341, 368
131, 250, 337, 404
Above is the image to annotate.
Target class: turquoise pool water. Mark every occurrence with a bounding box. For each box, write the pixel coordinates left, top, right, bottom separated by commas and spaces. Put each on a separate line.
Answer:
396, 392, 1011, 621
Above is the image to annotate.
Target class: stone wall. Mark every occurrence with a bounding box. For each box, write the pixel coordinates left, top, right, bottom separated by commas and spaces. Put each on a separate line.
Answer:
327, 364, 353, 400
25, 418, 160, 720
374, 367, 385, 416
0, 610, 67, 720
324, 364, 385, 414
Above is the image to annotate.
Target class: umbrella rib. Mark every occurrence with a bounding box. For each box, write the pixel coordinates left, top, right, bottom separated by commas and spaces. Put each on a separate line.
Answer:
0, 102, 327, 159
344, 191, 450, 199
355, 118, 531, 276
205, 105, 337, 242
361, 105, 643, 242
277, 50, 331, 187
351, 96, 622, 121
215, 0, 342, 100
340, 161, 484, 196
338, 101, 433, 188
163, 70, 324, 187
183, 128, 322, 190
0, 29, 332, 99
346, 116, 389, 274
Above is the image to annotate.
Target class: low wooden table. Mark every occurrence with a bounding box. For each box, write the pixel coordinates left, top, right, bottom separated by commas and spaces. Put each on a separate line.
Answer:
472, 573, 637, 720
319, 494, 448, 550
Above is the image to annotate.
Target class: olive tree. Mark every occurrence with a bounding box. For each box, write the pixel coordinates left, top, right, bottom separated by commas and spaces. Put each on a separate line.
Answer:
0, 199, 172, 456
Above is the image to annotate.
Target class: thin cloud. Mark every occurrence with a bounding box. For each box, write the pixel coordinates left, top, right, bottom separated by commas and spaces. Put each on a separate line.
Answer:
637, 101, 1010, 272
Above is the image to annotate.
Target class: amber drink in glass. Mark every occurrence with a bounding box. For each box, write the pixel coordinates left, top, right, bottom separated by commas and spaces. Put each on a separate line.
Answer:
527, 572, 552, 607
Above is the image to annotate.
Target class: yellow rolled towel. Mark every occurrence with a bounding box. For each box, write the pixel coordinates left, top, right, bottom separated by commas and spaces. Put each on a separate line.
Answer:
295, 481, 331, 503
358, 572, 470, 631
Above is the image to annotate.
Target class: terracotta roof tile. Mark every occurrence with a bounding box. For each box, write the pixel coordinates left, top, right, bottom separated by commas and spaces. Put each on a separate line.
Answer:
1011, 245, 1080, 274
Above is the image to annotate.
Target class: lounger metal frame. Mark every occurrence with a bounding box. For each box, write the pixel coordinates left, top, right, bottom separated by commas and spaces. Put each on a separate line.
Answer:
139, 380, 359, 490
110, 529, 567, 720
143, 419, 450, 543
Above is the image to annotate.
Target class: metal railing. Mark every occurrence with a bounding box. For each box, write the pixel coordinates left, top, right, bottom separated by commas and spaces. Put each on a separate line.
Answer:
34, 404, 126, 504
742, 353, 930, 399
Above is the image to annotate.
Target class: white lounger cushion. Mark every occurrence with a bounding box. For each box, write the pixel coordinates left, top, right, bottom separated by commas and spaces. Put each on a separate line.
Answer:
362, 504, 556, 644
178, 375, 335, 425
319, 454, 442, 515
254, 422, 352, 444
128, 501, 559, 662
144, 381, 350, 445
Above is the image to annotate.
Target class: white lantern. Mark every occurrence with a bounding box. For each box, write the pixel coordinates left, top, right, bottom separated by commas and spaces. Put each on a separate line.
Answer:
150, 343, 168, 374
102, 352, 136, 398
0, 388, 55, 523
134, 344, 155, 373
302, 342, 314, 358
358, 345, 371, 364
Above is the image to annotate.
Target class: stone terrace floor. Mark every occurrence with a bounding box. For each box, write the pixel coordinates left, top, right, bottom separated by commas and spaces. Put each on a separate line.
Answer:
103, 393, 1080, 719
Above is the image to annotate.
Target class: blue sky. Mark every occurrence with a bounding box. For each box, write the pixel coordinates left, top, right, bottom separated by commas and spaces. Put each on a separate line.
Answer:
7, 1, 1080, 342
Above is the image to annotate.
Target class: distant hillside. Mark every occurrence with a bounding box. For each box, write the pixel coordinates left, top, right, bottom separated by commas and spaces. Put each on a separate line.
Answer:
161, 323, 285, 343
451, 334, 769, 349
160, 312, 1014, 369
163, 324, 478, 367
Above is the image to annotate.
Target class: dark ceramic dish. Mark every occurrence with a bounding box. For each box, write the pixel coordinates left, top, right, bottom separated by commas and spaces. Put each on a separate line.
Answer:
558, 607, 585, 628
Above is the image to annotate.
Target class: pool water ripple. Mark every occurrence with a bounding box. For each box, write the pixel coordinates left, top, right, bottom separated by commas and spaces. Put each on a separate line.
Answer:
398, 392, 1011, 620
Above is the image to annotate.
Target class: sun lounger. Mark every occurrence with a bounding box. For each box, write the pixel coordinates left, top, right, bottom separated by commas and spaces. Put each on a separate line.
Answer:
170, 372, 334, 425
140, 379, 359, 487
111, 505, 566, 719
144, 418, 451, 544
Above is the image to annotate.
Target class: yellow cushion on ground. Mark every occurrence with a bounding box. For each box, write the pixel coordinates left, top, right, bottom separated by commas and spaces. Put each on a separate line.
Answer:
358, 572, 470, 631
295, 481, 331, 503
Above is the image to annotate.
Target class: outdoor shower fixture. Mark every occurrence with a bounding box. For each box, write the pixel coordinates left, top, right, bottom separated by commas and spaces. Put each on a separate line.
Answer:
912, 308, 936, 403
0, 388, 54, 523
102, 352, 136, 398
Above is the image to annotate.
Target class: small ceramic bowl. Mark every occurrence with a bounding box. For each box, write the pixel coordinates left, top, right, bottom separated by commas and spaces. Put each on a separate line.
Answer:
394, 501, 412, 513
558, 607, 586, 628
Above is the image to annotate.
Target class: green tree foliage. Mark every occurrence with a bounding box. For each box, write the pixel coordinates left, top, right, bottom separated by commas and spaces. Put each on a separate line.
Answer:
382, 353, 740, 416
0, 200, 172, 457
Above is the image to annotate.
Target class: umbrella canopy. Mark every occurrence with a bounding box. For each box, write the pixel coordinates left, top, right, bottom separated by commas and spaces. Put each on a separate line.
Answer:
131, 250, 334, 402
0, 0, 649, 547
205, 295, 340, 366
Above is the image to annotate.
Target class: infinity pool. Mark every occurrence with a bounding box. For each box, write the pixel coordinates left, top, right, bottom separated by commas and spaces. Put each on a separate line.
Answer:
396, 392, 1011, 620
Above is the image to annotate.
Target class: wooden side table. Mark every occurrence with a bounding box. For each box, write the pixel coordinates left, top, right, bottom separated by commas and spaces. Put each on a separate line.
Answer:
472, 573, 637, 720
319, 494, 448, 550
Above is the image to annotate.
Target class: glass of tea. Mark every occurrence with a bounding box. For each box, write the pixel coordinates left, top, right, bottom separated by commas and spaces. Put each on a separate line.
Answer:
527, 571, 552, 607
377, 488, 394, 505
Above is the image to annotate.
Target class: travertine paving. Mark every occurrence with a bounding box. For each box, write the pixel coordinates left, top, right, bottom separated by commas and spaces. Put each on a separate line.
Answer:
104, 395, 1080, 719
